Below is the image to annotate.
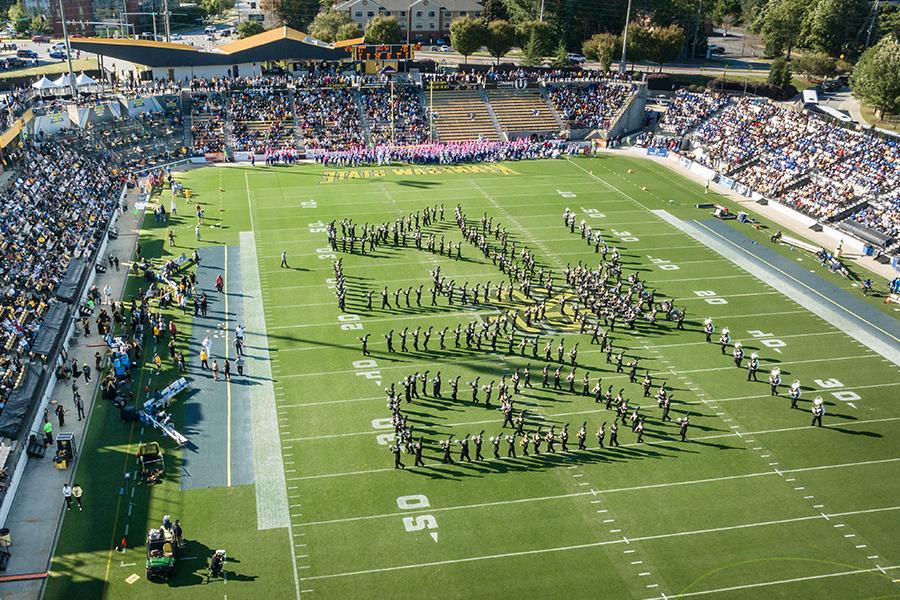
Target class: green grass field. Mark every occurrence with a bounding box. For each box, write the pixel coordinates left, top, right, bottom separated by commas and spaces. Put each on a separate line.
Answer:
46, 155, 900, 600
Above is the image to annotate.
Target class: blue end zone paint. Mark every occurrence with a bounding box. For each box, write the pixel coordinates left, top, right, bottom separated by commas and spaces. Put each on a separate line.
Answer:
181, 245, 255, 491
698, 219, 900, 346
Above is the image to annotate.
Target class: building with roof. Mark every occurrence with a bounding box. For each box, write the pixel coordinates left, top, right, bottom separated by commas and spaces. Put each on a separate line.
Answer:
69, 27, 350, 80
25, 0, 156, 36
333, 0, 483, 42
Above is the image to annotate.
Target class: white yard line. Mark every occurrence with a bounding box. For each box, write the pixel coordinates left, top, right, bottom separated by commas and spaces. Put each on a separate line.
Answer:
293, 458, 900, 527
285, 417, 900, 479
300, 506, 900, 581
643, 565, 900, 599
276, 352, 879, 379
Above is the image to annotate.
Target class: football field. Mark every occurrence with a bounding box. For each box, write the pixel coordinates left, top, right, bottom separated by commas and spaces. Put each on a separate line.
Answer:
47, 155, 900, 599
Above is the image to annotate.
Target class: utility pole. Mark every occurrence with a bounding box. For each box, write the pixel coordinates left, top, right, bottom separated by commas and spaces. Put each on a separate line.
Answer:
58, 0, 77, 95
163, 0, 171, 42
539, 0, 545, 23
865, 0, 881, 49
619, 0, 632, 73
690, 0, 703, 60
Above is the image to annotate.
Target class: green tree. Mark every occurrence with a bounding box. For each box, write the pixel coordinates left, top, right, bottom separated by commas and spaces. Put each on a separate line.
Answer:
8, 0, 28, 35
624, 22, 652, 64
850, 34, 900, 120
449, 16, 486, 64
582, 32, 619, 72
753, 0, 807, 58
336, 21, 361, 41
800, 0, 868, 57
480, 0, 509, 23
550, 40, 569, 68
308, 9, 354, 42
877, 5, 900, 41
364, 15, 402, 44
485, 19, 516, 64
792, 52, 837, 80
712, 0, 742, 34
521, 31, 542, 66
645, 23, 685, 71
504, 0, 541, 23
30, 14, 49, 34
767, 55, 792, 87
267, 0, 320, 31
237, 20, 266, 38
515, 19, 554, 55
200, 0, 234, 16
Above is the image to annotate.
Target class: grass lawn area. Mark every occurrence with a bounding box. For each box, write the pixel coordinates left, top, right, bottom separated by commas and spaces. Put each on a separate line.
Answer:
46, 156, 900, 599
859, 103, 900, 133
0, 58, 97, 79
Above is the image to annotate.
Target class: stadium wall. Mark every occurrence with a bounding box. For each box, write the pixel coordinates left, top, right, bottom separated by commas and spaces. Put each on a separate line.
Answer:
150, 63, 262, 82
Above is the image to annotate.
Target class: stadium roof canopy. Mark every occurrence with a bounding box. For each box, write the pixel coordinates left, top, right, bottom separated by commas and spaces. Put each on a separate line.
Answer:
69, 27, 349, 68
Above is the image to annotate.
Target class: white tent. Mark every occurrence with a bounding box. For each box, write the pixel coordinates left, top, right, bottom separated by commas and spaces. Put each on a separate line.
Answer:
75, 72, 97, 87
31, 76, 56, 90
51, 74, 70, 88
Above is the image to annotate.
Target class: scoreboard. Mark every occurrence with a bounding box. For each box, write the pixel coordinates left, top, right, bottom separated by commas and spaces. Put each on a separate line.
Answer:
351, 44, 419, 61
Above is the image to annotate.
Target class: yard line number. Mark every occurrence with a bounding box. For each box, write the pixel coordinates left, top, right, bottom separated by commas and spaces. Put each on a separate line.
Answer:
693, 290, 727, 305
814, 378, 861, 409
396, 495, 438, 542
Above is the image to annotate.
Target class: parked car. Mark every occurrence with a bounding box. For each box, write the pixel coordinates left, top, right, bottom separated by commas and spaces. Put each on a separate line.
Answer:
16, 49, 37, 59
204, 25, 217, 34
4, 56, 25, 69
566, 53, 587, 64
708, 44, 726, 55
31, 35, 50, 43
439, 45, 451, 52
435, 38, 447, 46
171, 33, 183, 40
49, 50, 67, 60
70, 33, 84, 38
51, 42, 66, 51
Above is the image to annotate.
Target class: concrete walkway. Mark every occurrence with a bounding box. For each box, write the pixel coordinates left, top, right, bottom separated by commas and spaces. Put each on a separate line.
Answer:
619, 146, 900, 283
0, 189, 146, 600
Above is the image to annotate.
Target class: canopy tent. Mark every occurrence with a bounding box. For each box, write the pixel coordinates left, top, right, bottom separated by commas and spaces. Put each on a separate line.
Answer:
51, 74, 71, 88
75, 72, 98, 86
31, 76, 56, 90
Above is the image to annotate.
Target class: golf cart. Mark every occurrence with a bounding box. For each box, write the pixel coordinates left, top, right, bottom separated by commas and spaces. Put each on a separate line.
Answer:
138, 442, 164, 485
146, 526, 177, 580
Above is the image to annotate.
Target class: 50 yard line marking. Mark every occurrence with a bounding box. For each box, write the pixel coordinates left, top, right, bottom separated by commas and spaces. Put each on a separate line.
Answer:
225, 245, 232, 488
301, 506, 900, 580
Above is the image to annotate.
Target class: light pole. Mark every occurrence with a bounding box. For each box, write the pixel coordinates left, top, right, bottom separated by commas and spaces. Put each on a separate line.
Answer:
58, 0, 77, 96
619, 0, 632, 73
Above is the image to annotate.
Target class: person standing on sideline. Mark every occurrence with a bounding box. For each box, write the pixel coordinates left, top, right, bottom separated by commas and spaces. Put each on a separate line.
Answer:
55, 403, 66, 427
71, 483, 83, 510
195, 223, 201, 241
281, 250, 288, 268
212, 360, 219, 381
215, 274, 224, 294
236, 356, 245, 376
43, 419, 53, 445
223, 359, 231, 381
82, 364, 91, 383
74, 392, 85, 421
173, 520, 184, 548
63, 483, 73, 510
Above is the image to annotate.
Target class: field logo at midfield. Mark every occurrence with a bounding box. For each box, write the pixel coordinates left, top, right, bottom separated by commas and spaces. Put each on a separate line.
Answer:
321, 163, 518, 184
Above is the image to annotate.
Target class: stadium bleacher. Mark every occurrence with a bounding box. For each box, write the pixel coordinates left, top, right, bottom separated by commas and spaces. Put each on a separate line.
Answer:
430, 89, 502, 142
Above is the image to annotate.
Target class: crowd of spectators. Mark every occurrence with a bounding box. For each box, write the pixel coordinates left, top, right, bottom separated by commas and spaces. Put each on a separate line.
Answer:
548, 82, 636, 131
190, 92, 226, 153
0, 140, 123, 409
360, 85, 428, 145
659, 90, 728, 136
668, 91, 898, 239
316, 138, 572, 166
850, 196, 900, 238
230, 88, 294, 153
294, 88, 365, 149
